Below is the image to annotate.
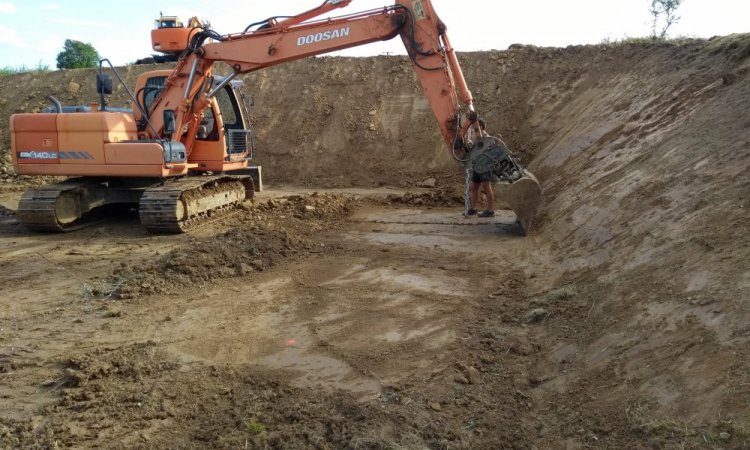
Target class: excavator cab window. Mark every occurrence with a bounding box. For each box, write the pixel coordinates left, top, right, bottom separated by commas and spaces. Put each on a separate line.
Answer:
214, 83, 253, 159
140, 74, 251, 155
195, 85, 239, 143
214, 86, 240, 131
158, 19, 180, 28
142, 76, 166, 113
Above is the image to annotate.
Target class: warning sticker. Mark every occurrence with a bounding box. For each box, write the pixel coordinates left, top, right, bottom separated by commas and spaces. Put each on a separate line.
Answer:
412, 0, 426, 20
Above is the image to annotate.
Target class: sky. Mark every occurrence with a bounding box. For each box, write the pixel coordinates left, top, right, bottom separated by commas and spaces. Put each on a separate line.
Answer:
0, 0, 748, 69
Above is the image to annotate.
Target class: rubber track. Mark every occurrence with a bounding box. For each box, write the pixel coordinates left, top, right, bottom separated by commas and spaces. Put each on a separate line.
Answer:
139, 175, 246, 233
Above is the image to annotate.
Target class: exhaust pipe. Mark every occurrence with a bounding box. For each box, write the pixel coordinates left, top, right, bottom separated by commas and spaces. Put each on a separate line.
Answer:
47, 95, 62, 113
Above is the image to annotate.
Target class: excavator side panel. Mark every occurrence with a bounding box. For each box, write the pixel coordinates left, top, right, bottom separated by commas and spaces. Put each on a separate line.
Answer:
12, 112, 184, 177
56, 113, 105, 164
188, 139, 225, 163
11, 114, 59, 165
104, 142, 168, 165
101, 112, 138, 143
13, 163, 184, 178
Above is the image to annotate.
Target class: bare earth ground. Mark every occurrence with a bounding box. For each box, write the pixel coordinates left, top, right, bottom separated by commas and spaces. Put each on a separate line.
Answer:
1, 35, 750, 449
0, 187, 548, 449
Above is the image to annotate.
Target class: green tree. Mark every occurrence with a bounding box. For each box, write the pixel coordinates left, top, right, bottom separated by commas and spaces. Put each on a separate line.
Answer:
650, 0, 682, 39
56, 39, 99, 69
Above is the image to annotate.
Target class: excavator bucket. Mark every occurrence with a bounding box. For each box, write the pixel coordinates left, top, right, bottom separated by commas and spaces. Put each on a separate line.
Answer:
494, 170, 541, 236
469, 137, 542, 235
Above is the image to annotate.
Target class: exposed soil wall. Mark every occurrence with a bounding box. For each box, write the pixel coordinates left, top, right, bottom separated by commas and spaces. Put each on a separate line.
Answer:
2, 37, 748, 187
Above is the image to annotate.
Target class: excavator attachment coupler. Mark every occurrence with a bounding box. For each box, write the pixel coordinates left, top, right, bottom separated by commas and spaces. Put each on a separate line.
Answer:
468, 137, 542, 235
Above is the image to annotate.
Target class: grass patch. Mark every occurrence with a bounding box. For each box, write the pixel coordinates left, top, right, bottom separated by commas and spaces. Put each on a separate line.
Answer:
704, 33, 750, 59
600, 35, 702, 47
627, 404, 701, 437
103, 309, 122, 318
80, 270, 143, 300
528, 286, 576, 312
0, 62, 51, 76
245, 420, 266, 435
543, 286, 576, 303
626, 403, 749, 446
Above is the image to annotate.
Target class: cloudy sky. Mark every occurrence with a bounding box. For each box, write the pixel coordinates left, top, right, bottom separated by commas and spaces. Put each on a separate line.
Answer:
1, 0, 748, 69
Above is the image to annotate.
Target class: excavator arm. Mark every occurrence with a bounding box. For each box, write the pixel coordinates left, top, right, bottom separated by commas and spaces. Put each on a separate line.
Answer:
143, 0, 473, 154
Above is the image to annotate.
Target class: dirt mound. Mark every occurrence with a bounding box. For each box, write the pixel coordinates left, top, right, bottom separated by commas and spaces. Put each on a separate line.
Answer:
383, 184, 464, 207
101, 193, 355, 299
0, 271, 534, 450
509, 33, 750, 443
0, 342, 399, 449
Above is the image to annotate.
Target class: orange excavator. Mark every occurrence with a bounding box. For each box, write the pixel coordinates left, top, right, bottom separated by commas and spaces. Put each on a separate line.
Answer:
136, 14, 210, 64
10, 0, 541, 234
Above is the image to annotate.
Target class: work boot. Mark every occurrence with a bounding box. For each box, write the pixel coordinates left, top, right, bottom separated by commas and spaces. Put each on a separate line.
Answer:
466, 208, 477, 216
478, 209, 495, 218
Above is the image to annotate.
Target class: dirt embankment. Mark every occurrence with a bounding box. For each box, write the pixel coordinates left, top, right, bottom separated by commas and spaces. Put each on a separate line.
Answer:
2, 37, 749, 187
515, 35, 750, 445
0, 34, 749, 448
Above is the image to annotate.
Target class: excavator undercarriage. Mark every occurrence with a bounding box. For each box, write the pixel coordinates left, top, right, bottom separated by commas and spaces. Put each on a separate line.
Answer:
139, 175, 254, 233
17, 176, 254, 233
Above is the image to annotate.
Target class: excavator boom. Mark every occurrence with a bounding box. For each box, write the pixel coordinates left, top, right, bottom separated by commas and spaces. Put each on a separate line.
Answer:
144, 1, 471, 152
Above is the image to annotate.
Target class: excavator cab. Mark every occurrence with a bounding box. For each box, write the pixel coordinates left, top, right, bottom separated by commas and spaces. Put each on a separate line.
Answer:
134, 70, 254, 172
151, 15, 193, 54
155, 16, 183, 29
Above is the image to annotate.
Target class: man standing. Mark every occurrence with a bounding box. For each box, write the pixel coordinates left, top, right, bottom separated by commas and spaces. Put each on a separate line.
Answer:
466, 118, 495, 218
